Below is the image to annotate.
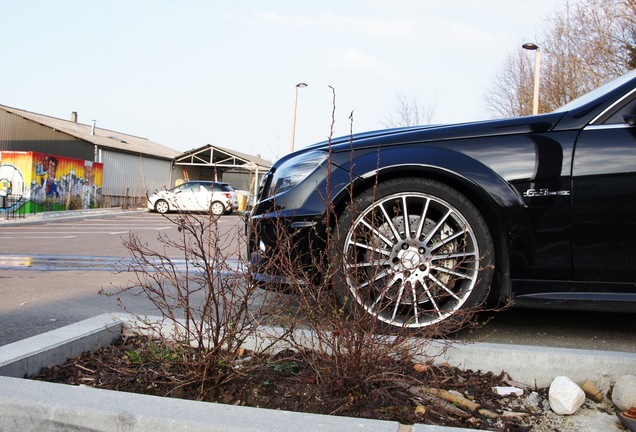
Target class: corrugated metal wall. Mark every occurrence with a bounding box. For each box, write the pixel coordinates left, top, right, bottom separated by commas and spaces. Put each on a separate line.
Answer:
100, 149, 172, 199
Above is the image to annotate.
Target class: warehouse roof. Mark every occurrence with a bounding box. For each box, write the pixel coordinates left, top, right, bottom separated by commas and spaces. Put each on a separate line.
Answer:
0, 104, 181, 160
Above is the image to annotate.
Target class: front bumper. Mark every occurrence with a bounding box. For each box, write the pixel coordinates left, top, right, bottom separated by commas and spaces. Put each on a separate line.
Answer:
246, 213, 326, 286
245, 150, 353, 285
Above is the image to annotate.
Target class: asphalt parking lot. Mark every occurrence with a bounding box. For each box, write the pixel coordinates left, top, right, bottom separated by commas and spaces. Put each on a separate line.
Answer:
0, 209, 634, 352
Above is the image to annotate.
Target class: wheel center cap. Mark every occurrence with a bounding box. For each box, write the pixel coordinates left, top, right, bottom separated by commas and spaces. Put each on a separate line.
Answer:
399, 249, 421, 270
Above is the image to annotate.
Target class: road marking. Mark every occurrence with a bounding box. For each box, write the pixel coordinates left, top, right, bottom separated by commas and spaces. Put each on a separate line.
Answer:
0, 236, 76, 239
0, 229, 172, 234
0, 253, 244, 272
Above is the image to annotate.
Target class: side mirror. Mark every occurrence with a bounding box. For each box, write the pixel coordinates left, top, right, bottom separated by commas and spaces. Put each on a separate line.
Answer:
623, 114, 636, 126
243, 211, 251, 236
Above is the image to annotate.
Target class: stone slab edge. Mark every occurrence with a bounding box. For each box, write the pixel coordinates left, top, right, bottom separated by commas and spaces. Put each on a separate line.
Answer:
0, 375, 402, 432
0, 313, 122, 378
434, 340, 636, 389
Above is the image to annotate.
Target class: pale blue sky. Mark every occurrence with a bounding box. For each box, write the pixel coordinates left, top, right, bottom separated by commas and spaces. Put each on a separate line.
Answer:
1, 0, 562, 162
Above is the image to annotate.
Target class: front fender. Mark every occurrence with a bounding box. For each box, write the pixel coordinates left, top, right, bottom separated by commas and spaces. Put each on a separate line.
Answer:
330, 145, 534, 302
334, 145, 526, 209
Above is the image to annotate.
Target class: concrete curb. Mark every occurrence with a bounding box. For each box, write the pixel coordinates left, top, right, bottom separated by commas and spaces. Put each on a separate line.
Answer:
0, 314, 418, 432
0, 375, 404, 432
0, 314, 122, 378
429, 339, 636, 389
1, 314, 634, 432
0, 207, 146, 226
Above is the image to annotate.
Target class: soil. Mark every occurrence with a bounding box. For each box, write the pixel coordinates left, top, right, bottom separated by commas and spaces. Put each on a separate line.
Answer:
28, 335, 558, 431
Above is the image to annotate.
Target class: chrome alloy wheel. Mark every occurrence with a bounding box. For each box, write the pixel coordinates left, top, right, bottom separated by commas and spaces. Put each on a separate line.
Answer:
341, 191, 482, 328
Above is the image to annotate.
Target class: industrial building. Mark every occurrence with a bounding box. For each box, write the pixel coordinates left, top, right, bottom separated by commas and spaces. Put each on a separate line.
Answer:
0, 104, 270, 216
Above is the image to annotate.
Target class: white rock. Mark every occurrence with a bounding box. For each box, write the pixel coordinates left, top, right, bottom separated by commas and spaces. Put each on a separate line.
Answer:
612, 374, 636, 411
493, 386, 524, 396
549, 376, 586, 415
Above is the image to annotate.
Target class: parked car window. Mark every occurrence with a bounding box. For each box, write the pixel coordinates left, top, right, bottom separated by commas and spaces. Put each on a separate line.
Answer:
603, 97, 636, 125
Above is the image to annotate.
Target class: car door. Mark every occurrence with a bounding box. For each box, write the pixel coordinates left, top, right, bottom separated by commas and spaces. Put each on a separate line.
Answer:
174, 183, 200, 211
571, 97, 636, 284
191, 183, 212, 211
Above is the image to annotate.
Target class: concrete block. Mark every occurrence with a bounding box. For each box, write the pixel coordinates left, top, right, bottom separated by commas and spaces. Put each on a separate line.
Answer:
0, 313, 122, 378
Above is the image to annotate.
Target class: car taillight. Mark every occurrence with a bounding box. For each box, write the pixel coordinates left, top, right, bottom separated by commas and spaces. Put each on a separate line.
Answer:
223, 193, 231, 199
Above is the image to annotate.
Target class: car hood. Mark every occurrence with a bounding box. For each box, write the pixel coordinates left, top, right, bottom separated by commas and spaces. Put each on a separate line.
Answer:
301, 112, 566, 155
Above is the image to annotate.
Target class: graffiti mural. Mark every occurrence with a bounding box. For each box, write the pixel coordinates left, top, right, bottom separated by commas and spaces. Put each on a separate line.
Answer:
0, 151, 103, 214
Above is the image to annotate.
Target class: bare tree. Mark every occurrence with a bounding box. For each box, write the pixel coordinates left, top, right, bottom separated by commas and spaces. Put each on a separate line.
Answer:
486, 0, 636, 117
383, 92, 437, 127
484, 50, 535, 117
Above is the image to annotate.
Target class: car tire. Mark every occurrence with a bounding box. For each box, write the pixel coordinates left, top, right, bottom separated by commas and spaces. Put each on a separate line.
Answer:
334, 177, 494, 331
154, 200, 170, 214
210, 201, 225, 216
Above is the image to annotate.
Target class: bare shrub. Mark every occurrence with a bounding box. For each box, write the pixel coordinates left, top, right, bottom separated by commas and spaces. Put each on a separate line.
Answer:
249, 197, 490, 413
66, 194, 84, 210
267, 195, 494, 407
247, 88, 503, 408
103, 210, 288, 397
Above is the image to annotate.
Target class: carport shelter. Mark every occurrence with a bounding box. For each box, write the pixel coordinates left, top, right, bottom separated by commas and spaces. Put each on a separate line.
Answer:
172, 144, 271, 205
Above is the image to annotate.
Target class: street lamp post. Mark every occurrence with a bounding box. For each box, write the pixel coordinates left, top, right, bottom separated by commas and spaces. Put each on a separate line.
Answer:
290, 82, 308, 153
522, 43, 541, 115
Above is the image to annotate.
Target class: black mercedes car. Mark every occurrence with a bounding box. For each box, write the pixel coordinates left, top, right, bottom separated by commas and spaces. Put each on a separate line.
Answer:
248, 69, 636, 330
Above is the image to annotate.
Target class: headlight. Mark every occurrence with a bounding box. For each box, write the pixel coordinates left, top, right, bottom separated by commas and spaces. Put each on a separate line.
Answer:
267, 151, 328, 197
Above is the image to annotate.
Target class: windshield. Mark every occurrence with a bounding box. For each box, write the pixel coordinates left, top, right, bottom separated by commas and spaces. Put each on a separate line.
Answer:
554, 68, 636, 113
